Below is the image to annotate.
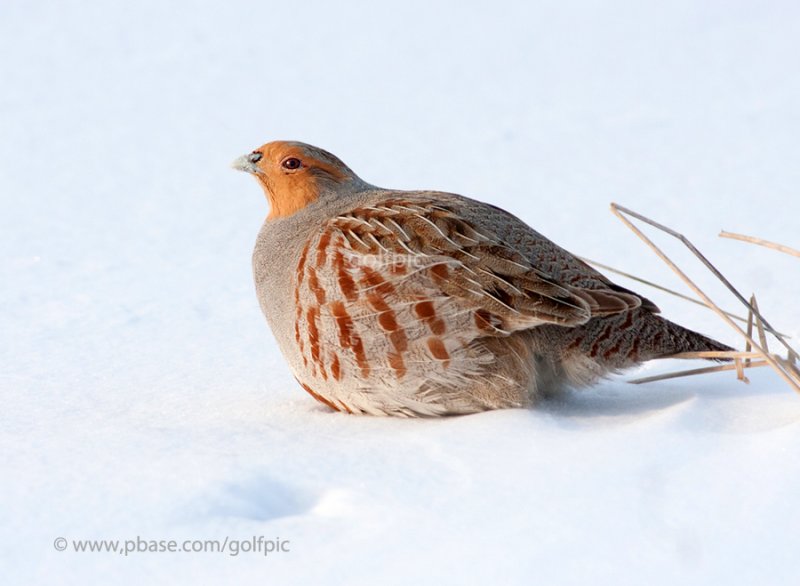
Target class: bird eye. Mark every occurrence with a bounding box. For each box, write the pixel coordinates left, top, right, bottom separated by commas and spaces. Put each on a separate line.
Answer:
281, 157, 302, 170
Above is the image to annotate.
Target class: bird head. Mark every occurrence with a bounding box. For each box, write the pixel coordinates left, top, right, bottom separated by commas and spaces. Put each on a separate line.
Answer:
232, 141, 363, 219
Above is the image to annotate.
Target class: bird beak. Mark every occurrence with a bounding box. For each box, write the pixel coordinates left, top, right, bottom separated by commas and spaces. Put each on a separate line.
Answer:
231, 152, 263, 174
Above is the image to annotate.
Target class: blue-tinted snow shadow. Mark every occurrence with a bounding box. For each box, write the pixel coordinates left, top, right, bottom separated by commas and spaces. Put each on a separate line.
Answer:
538, 362, 795, 429
539, 380, 696, 422
179, 473, 317, 524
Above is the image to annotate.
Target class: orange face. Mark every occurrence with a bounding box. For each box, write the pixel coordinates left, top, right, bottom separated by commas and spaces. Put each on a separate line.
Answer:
233, 141, 356, 219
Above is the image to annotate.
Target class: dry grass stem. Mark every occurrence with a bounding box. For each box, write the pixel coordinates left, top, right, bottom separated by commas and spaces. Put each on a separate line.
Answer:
578, 256, 751, 325
579, 257, 790, 339
609, 203, 800, 395
719, 231, 800, 258
629, 361, 769, 385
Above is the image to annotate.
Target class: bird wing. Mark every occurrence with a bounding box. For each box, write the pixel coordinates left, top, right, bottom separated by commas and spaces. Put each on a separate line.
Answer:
450, 197, 661, 313
325, 197, 649, 335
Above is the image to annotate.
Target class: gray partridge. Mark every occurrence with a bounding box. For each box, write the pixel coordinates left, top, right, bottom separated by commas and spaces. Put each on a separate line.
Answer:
233, 141, 731, 417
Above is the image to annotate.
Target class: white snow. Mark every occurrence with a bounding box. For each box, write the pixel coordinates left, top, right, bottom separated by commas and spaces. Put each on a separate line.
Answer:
2, 1, 800, 584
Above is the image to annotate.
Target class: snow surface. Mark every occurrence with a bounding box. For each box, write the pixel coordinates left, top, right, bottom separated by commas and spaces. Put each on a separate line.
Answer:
2, 1, 800, 584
